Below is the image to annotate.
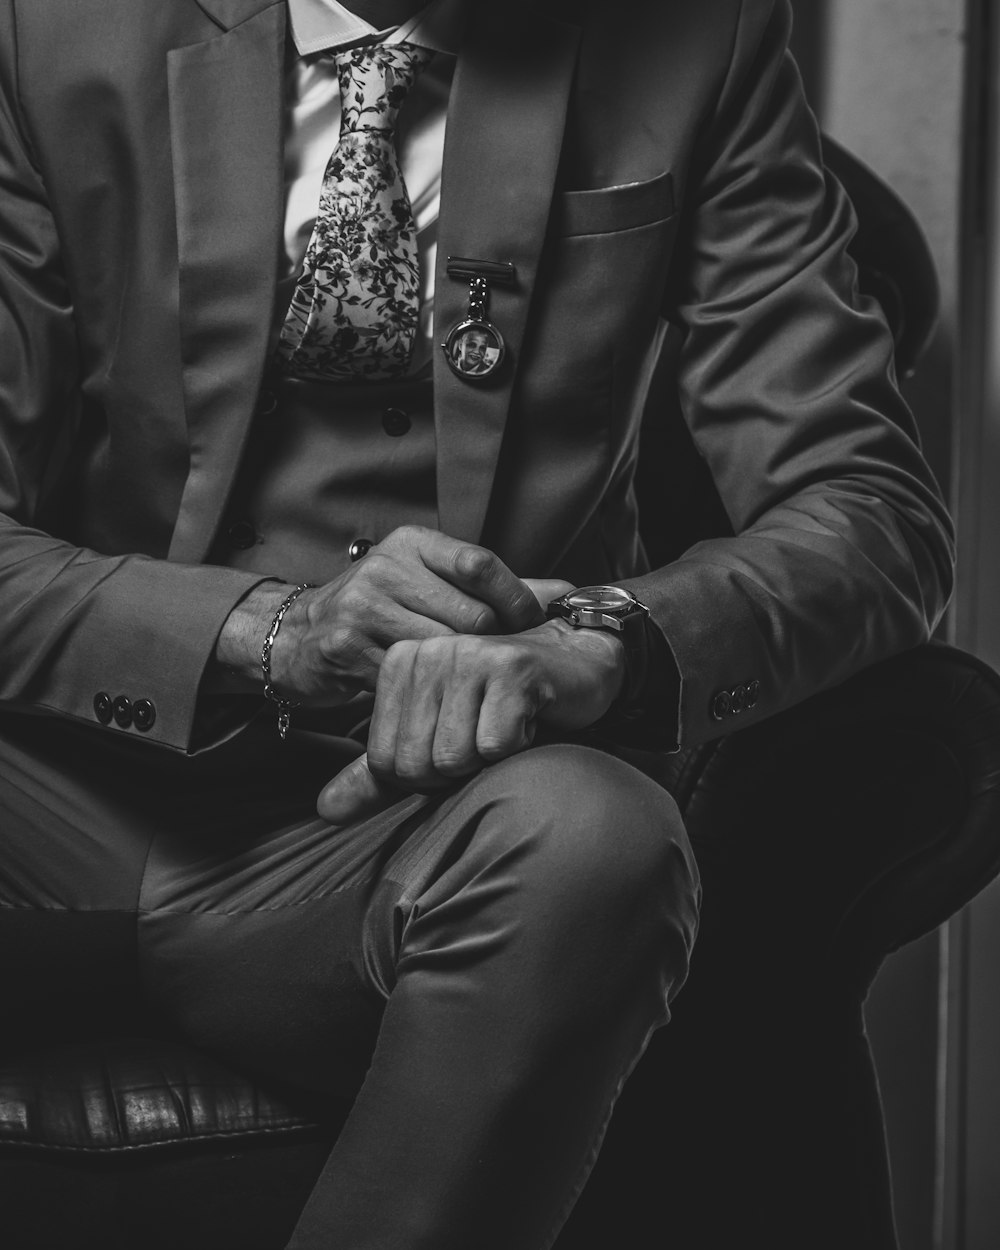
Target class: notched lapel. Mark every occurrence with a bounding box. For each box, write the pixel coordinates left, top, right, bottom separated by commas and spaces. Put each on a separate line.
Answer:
167, 3, 286, 563
433, 4, 581, 546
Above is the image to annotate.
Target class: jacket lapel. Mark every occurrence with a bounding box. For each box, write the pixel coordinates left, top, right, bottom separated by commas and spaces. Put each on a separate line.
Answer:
165, 0, 580, 559
433, 4, 581, 545
167, 1, 286, 563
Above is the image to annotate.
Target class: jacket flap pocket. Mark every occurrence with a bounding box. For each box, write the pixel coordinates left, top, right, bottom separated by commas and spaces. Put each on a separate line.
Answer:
553, 170, 675, 237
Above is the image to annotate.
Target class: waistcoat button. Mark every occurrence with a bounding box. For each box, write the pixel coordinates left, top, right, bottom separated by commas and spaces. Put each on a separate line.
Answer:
257, 389, 279, 417
382, 407, 411, 437
226, 520, 258, 550
349, 538, 374, 562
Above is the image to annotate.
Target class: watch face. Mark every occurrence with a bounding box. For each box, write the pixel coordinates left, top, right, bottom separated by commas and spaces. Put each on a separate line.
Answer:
564, 586, 636, 613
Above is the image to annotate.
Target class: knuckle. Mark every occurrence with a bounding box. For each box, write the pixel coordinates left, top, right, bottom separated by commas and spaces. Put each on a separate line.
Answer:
453, 544, 494, 583
453, 634, 488, 666
431, 744, 477, 777
336, 582, 368, 618
383, 638, 417, 668
412, 635, 448, 666
356, 552, 391, 584
477, 727, 521, 761
384, 525, 421, 550
393, 748, 430, 783
321, 625, 361, 663
365, 744, 395, 779
492, 640, 531, 677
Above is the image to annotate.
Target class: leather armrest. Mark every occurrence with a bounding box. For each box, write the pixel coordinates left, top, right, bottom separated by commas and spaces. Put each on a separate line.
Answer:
0, 1036, 345, 1154
654, 642, 1000, 995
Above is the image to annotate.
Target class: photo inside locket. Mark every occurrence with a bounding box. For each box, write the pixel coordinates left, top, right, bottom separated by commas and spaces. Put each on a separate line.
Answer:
450, 324, 501, 374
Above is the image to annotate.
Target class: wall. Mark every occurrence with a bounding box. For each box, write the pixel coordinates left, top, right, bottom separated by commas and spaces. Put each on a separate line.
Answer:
946, 5, 1000, 1245
789, 4, 972, 1249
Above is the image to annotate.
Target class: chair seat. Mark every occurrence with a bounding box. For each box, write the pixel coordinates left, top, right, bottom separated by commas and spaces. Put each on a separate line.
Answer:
0, 1037, 334, 1155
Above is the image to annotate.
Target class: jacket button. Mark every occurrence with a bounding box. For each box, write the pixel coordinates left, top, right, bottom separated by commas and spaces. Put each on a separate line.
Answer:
257, 389, 279, 417
226, 520, 257, 550
348, 538, 374, 562
112, 696, 133, 729
382, 407, 411, 437
133, 699, 157, 732
711, 690, 732, 721
94, 692, 113, 725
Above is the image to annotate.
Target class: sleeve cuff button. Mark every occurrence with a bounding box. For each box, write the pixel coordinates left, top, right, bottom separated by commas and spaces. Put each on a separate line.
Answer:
711, 690, 732, 721
711, 679, 760, 722
93, 692, 113, 724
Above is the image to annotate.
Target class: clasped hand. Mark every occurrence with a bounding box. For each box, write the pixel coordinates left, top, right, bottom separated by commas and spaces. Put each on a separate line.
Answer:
262, 526, 624, 824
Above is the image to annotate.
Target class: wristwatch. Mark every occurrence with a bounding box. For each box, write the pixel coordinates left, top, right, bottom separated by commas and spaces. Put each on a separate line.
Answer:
545, 585, 652, 715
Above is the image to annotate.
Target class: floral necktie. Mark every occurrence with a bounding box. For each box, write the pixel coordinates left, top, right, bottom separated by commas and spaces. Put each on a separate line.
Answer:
276, 42, 433, 382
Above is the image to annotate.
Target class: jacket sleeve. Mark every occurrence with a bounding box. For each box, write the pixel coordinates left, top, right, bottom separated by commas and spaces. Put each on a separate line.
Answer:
0, 7, 266, 753
621, 0, 954, 749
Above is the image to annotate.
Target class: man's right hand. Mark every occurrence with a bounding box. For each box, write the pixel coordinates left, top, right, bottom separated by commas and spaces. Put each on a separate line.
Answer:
213, 525, 562, 706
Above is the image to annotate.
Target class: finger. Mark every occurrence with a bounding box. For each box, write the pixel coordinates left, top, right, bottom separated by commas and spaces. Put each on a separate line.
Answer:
391, 563, 507, 636
360, 599, 458, 647
394, 529, 545, 633
366, 641, 415, 785
333, 563, 472, 641
430, 658, 489, 779
475, 674, 539, 763
521, 578, 575, 611
343, 550, 504, 638
316, 754, 402, 825
385, 643, 449, 786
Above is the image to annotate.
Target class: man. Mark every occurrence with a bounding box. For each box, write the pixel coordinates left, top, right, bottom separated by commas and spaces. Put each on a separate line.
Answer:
0, 0, 953, 1247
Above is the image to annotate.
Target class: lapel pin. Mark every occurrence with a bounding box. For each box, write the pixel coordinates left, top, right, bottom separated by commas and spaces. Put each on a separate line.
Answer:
442, 258, 516, 383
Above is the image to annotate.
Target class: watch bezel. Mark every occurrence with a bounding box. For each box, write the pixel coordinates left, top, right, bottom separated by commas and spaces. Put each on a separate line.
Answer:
547, 585, 648, 632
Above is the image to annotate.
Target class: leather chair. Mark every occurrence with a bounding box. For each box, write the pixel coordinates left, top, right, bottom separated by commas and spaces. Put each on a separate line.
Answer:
2, 145, 998, 1250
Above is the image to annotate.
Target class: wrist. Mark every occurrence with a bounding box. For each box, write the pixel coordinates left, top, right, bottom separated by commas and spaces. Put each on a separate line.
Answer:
544, 617, 626, 703
214, 581, 295, 691
544, 584, 648, 716
261, 582, 314, 738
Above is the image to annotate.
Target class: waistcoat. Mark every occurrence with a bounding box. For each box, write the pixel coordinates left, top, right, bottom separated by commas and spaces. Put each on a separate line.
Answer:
213, 376, 437, 585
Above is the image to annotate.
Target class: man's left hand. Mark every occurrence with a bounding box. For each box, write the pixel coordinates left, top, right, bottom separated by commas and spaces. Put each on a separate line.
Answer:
316, 619, 626, 825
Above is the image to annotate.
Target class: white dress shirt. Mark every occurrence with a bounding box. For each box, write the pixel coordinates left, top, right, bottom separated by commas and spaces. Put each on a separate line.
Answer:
283, 0, 463, 372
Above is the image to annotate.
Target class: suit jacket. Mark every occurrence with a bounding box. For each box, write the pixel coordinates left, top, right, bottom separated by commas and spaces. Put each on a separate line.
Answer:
0, 0, 954, 753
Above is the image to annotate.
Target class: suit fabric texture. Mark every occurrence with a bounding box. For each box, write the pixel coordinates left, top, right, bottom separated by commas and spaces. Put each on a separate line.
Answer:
0, 0, 953, 1246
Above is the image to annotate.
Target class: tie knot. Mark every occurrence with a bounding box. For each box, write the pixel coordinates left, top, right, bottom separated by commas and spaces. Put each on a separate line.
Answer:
335, 42, 433, 133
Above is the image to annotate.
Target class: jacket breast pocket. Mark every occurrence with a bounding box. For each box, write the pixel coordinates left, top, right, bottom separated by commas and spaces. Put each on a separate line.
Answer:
551, 170, 675, 238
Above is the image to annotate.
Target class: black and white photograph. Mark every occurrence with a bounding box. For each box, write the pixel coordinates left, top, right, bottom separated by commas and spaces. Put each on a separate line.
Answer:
1, 1, 999, 1248
444, 321, 503, 377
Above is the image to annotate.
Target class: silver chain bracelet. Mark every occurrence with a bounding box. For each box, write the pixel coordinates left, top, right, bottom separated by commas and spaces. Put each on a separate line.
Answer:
261, 582, 313, 740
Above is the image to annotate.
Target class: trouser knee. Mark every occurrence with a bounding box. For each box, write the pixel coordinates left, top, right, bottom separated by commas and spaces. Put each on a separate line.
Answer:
402, 743, 700, 1021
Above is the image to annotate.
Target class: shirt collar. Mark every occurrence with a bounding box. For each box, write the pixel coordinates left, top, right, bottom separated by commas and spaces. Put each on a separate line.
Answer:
287, 0, 463, 56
